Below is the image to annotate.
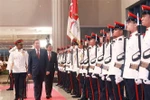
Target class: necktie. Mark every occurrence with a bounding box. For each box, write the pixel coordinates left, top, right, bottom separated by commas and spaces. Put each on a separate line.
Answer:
37, 49, 40, 59
48, 53, 51, 61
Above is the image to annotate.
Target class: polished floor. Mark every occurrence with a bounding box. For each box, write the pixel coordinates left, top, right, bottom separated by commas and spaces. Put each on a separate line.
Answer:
0, 75, 78, 100
0, 83, 78, 100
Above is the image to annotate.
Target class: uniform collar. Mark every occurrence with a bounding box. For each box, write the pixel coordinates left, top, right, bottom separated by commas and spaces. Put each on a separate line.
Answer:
147, 27, 150, 31
15, 49, 23, 52
116, 35, 123, 40
131, 31, 138, 36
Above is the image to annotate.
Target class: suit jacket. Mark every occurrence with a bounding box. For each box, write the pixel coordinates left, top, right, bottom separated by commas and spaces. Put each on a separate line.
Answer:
28, 49, 48, 77
47, 51, 58, 72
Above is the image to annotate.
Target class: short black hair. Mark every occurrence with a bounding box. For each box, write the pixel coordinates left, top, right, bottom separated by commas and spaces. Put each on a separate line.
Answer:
46, 43, 52, 48
33, 39, 39, 44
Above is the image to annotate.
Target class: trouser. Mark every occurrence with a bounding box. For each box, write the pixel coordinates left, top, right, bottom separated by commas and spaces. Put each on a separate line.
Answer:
62, 72, 66, 88
105, 80, 115, 100
9, 73, 14, 89
110, 75, 125, 100
23, 78, 27, 97
13, 73, 27, 99
91, 78, 99, 100
33, 74, 44, 100
65, 71, 71, 91
124, 79, 143, 100
45, 71, 55, 96
72, 72, 80, 96
98, 76, 107, 100
143, 83, 150, 100
57, 70, 60, 85
80, 73, 87, 99
85, 76, 94, 100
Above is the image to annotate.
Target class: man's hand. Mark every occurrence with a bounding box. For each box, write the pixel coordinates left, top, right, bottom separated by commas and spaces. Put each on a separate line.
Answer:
28, 74, 32, 78
46, 71, 50, 75
55, 71, 58, 75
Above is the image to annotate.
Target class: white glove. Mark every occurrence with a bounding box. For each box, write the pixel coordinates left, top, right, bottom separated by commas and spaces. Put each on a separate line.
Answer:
106, 75, 111, 81
101, 75, 105, 81
115, 76, 123, 84
143, 80, 150, 84
135, 79, 142, 85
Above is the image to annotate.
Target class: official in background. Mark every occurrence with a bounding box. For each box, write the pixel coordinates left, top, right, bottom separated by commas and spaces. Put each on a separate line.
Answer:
7, 39, 28, 100
45, 43, 58, 99
6, 46, 16, 91
28, 39, 48, 100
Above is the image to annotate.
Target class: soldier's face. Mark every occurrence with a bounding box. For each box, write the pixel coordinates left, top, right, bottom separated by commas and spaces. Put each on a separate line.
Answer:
89, 39, 96, 46
34, 40, 40, 49
126, 21, 137, 32
142, 14, 150, 27
100, 37, 103, 43
113, 29, 122, 37
16, 43, 23, 49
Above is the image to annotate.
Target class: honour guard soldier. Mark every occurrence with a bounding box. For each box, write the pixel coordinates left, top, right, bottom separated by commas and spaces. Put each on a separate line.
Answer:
103, 25, 115, 100
88, 33, 99, 100
79, 35, 90, 100
94, 30, 107, 100
7, 39, 28, 100
109, 22, 125, 100
139, 5, 150, 100
65, 45, 72, 93
77, 40, 84, 99
6, 46, 16, 91
71, 38, 81, 98
56, 48, 61, 86
123, 12, 143, 100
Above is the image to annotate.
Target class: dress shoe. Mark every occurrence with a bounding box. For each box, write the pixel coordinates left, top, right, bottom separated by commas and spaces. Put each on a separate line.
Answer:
23, 96, 27, 99
78, 97, 88, 100
7, 88, 13, 91
14, 98, 18, 100
46, 95, 52, 99
46, 95, 50, 99
72, 95, 81, 98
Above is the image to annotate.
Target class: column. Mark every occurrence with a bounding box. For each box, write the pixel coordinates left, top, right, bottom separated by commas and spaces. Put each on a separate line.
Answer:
51, 0, 70, 51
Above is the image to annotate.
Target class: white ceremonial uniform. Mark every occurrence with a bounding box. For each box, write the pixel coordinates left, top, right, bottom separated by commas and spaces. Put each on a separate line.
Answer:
89, 45, 96, 74
83, 48, 88, 75
139, 27, 150, 84
78, 48, 84, 74
123, 31, 140, 80
65, 51, 71, 72
102, 42, 111, 76
109, 36, 124, 83
72, 46, 79, 72
93, 45, 103, 76
7, 49, 28, 73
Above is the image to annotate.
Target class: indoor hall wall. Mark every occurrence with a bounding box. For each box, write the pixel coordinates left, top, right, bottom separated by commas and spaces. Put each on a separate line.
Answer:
121, 0, 139, 22
78, 0, 121, 27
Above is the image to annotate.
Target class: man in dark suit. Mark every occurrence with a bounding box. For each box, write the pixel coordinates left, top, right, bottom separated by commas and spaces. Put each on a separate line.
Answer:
28, 39, 48, 100
45, 43, 58, 99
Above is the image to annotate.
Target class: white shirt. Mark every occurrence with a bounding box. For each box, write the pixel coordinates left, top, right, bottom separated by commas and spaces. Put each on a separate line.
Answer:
7, 49, 28, 73
123, 31, 139, 79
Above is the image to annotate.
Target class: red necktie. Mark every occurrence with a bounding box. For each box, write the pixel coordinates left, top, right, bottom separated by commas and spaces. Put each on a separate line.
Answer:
37, 49, 40, 59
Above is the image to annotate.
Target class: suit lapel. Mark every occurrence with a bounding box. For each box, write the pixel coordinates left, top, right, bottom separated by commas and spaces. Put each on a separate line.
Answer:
34, 49, 38, 58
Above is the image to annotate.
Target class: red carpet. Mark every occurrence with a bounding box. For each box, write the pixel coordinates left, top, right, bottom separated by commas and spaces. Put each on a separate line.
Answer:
0, 84, 66, 100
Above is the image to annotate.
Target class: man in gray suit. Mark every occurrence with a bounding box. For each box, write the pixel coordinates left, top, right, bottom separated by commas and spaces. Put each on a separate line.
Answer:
28, 39, 49, 100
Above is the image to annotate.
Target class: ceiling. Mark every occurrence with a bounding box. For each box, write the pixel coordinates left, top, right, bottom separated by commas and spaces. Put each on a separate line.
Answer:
0, 0, 52, 50
0, 27, 52, 49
